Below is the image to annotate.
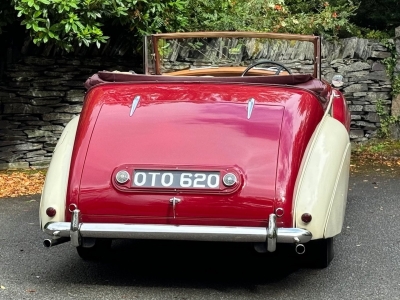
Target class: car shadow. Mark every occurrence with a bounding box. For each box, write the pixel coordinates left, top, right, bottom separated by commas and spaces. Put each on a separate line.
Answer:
67, 239, 303, 289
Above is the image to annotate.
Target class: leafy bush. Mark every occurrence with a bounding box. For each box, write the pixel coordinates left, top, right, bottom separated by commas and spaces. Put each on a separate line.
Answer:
376, 99, 400, 138
186, 0, 358, 40
10, 0, 188, 51
0, 0, 395, 51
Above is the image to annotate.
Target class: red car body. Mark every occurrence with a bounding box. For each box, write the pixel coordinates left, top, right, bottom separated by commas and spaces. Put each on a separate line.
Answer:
40, 32, 351, 268
69, 83, 325, 227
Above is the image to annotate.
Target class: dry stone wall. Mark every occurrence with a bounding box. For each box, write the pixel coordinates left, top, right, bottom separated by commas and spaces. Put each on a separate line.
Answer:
323, 40, 392, 142
0, 33, 398, 169
0, 56, 139, 169
322, 39, 392, 142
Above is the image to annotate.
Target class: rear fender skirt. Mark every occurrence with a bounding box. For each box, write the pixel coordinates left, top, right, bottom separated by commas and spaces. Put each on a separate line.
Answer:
39, 116, 79, 230
324, 143, 351, 238
293, 114, 350, 239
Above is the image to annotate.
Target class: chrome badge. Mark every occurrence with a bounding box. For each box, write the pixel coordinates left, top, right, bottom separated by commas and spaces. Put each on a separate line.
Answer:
247, 98, 255, 119
129, 95, 141, 117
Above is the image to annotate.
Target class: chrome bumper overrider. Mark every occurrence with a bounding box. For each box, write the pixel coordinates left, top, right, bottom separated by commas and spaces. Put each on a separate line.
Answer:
43, 210, 312, 252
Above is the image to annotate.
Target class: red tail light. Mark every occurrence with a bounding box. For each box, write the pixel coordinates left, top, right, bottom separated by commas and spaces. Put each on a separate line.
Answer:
46, 207, 56, 217
301, 213, 312, 223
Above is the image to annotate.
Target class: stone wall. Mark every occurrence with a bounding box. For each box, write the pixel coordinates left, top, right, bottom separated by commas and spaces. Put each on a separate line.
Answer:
0, 35, 397, 169
324, 39, 391, 142
0, 56, 139, 169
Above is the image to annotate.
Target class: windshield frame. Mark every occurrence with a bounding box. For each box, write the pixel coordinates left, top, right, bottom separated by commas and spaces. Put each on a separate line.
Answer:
145, 31, 321, 79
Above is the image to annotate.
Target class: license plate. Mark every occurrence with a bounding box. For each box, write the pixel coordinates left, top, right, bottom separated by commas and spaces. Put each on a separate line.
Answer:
132, 170, 220, 189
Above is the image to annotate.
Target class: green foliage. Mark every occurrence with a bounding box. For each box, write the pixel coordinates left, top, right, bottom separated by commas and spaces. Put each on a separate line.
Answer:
352, 138, 400, 156
185, 0, 358, 40
11, 0, 188, 51
382, 39, 400, 97
285, 0, 357, 13
376, 39, 400, 138
392, 76, 400, 98
363, 30, 391, 40
376, 99, 399, 138
0, 0, 396, 51
382, 40, 397, 72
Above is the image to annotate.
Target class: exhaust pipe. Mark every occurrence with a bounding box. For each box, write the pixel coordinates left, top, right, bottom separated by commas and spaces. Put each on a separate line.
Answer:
295, 243, 305, 255
43, 237, 70, 248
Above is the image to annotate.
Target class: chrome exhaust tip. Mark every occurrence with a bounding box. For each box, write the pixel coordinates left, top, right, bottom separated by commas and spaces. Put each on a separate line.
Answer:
295, 243, 306, 255
43, 237, 70, 248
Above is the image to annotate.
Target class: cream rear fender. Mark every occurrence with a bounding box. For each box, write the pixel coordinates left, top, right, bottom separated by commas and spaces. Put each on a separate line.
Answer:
39, 116, 79, 230
293, 114, 350, 240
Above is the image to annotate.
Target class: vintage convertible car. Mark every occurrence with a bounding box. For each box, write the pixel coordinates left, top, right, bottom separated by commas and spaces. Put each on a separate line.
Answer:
40, 32, 351, 268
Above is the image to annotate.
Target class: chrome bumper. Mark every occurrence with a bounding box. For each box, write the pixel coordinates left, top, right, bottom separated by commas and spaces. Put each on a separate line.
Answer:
43, 210, 312, 252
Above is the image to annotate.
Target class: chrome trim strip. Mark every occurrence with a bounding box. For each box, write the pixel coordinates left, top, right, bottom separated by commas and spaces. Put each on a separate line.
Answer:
129, 95, 141, 117
247, 98, 255, 119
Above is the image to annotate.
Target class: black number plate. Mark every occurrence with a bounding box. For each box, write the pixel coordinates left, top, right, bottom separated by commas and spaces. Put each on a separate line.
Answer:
132, 170, 220, 189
